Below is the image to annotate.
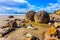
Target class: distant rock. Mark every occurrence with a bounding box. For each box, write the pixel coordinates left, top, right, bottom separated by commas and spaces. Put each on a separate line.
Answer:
25, 10, 36, 21
34, 11, 50, 23
8, 15, 14, 18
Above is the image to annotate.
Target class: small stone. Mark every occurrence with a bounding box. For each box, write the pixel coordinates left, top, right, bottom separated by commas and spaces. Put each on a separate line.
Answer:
24, 33, 33, 38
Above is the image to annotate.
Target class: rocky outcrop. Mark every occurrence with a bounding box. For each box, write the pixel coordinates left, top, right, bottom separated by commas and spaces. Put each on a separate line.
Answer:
49, 14, 60, 22
34, 11, 50, 23
25, 10, 36, 21
54, 9, 60, 15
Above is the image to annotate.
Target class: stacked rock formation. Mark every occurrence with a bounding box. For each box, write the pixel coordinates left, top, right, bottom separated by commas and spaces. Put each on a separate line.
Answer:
25, 10, 36, 21
34, 11, 50, 23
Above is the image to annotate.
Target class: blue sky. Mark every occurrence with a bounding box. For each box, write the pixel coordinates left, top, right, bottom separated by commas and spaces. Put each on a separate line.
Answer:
0, 0, 60, 14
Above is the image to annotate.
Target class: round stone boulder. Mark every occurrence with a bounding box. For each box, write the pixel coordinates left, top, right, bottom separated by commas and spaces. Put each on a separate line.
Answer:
25, 10, 36, 21
34, 11, 50, 23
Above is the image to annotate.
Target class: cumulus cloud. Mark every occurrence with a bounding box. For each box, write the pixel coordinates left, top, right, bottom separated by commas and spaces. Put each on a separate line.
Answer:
0, 0, 37, 14
39, 2, 60, 12
10, 0, 27, 3
0, 5, 27, 13
40, 0, 60, 12
0, 0, 60, 14
57, 0, 60, 2
34, 0, 60, 12
0, 0, 27, 3
49, 3, 53, 5
46, 3, 60, 12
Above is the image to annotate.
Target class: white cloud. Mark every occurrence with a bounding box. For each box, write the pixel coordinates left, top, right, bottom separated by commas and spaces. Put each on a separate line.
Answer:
12, 0, 27, 3
0, 0, 27, 3
1, 0, 60, 13
47, 3, 60, 12
0, 5, 36, 13
0, 0, 37, 13
38, 2, 60, 12
49, 3, 53, 5
0, 0, 32, 7
57, 0, 60, 2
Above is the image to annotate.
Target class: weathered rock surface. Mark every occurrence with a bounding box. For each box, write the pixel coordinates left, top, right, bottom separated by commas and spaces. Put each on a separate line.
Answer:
34, 11, 50, 23
25, 10, 36, 21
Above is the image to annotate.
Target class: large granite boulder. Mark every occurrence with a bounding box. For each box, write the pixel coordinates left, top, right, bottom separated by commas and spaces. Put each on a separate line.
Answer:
25, 10, 36, 21
34, 11, 50, 23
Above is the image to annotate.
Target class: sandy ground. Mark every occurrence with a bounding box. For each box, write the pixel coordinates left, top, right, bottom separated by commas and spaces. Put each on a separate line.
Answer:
0, 15, 60, 40
0, 15, 59, 40
0, 15, 25, 27
2, 27, 48, 40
